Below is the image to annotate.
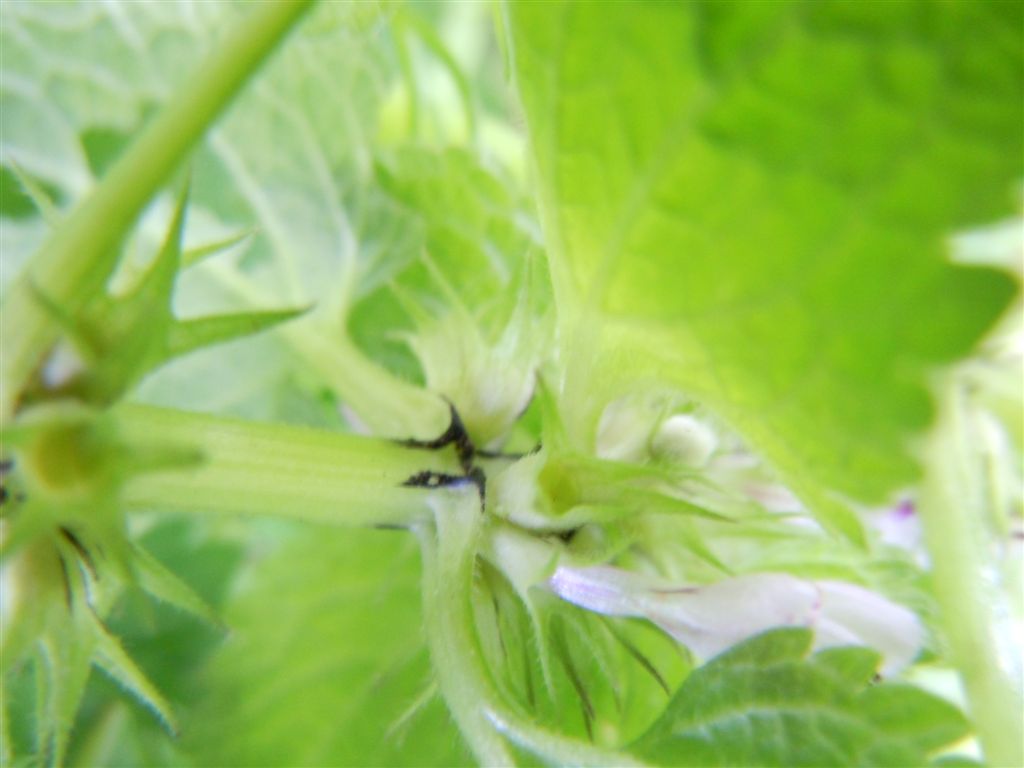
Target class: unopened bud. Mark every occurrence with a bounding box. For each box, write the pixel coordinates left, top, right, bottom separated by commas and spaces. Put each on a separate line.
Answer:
650, 414, 717, 466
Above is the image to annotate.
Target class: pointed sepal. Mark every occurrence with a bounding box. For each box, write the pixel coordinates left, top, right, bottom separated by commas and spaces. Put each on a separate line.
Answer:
165, 306, 309, 360
7, 160, 61, 225
133, 543, 223, 629
35, 618, 96, 766
89, 611, 179, 736
23, 178, 304, 408
181, 227, 257, 269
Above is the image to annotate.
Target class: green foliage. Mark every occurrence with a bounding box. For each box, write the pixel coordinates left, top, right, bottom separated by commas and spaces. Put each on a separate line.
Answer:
633, 628, 970, 767
508, 0, 1020, 537
1, 1, 1020, 766
185, 527, 470, 767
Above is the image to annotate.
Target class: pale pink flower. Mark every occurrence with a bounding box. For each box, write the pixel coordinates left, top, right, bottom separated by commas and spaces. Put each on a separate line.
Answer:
547, 565, 922, 675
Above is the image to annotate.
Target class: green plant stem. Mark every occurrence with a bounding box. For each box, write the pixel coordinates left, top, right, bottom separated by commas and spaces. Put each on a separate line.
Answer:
417, 495, 517, 767
416, 494, 645, 767
192, 258, 450, 440
920, 383, 1023, 768
117, 404, 456, 528
285, 327, 449, 440
0, 0, 315, 419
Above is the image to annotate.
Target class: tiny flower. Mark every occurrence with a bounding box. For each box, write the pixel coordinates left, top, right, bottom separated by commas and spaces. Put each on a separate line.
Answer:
865, 497, 925, 563
649, 414, 718, 467
547, 565, 922, 675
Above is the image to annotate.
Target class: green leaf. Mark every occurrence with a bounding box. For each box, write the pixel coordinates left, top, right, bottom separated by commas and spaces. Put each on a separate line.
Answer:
0, 163, 58, 221
372, 147, 535, 317
632, 628, 970, 767
857, 683, 972, 756
185, 526, 471, 767
809, 646, 884, 688
509, 1, 1021, 536
473, 557, 690, 751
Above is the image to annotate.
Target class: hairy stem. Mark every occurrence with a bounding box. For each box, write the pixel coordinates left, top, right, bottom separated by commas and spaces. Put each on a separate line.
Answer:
117, 404, 454, 528
285, 328, 449, 440
920, 383, 1023, 767
417, 495, 517, 766
417, 493, 646, 768
191, 258, 450, 440
0, 0, 315, 418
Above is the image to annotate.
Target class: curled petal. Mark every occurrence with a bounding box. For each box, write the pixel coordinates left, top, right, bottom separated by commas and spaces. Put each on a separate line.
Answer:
636, 573, 819, 660
814, 580, 923, 675
547, 566, 922, 674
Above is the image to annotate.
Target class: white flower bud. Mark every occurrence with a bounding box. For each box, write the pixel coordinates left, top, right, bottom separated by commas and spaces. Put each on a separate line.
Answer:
650, 414, 717, 466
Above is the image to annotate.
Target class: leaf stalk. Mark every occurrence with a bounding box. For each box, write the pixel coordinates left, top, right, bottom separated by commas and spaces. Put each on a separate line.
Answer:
920, 382, 1023, 767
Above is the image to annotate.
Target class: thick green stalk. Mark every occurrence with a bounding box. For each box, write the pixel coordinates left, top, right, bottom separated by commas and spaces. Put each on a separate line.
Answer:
117, 404, 455, 528
0, 0, 315, 418
920, 384, 1023, 767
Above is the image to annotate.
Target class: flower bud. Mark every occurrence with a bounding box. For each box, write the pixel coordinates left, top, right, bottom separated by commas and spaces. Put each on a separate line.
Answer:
650, 414, 717, 467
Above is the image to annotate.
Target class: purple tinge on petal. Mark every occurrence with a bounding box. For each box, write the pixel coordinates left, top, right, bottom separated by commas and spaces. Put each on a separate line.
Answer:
895, 499, 916, 518
546, 565, 651, 617
547, 568, 820, 658
547, 566, 923, 675
866, 499, 925, 561
636, 573, 820, 660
